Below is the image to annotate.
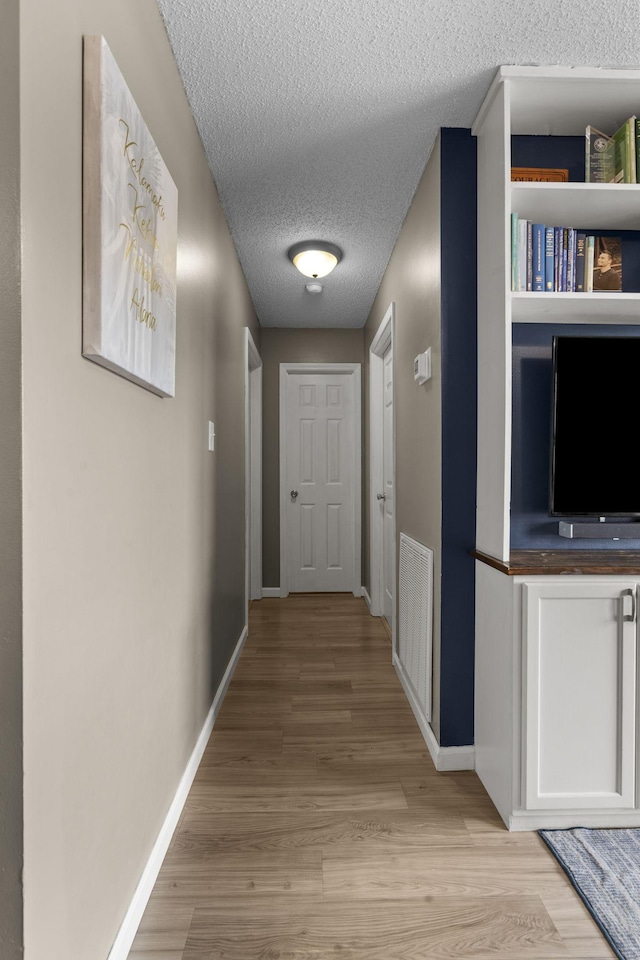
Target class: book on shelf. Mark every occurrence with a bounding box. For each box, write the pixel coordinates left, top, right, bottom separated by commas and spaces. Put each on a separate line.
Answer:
575, 232, 586, 292
585, 236, 595, 293
511, 212, 518, 292
554, 226, 562, 292
566, 229, 576, 292
612, 116, 637, 183
517, 217, 528, 292
511, 167, 569, 182
544, 227, 554, 291
532, 224, 545, 291
511, 216, 623, 294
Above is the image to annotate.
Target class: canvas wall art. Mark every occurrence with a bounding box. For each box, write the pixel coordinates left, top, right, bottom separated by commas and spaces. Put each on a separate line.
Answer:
83, 35, 178, 397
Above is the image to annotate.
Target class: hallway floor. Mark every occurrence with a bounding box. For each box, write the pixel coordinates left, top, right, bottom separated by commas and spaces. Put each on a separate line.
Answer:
128, 594, 612, 959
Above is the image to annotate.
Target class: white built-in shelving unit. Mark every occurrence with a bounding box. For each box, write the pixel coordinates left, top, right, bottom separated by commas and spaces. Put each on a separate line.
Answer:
472, 66, 640, 831
473, 65, 640, 563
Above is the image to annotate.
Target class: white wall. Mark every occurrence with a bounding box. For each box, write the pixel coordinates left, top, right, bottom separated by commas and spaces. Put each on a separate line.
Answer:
19, 1, 259, 957
364, 136, 443, 736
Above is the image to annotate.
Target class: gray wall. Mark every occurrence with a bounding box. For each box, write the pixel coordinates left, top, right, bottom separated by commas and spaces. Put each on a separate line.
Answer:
0, 1, 23, 957
364, 136, 443, 738
261, 328, 364, 588
20, 2, 259, 957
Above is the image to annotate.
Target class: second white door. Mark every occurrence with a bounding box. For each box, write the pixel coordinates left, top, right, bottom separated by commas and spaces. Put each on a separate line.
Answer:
382, 343, 394, 623
282, 367, 360, 593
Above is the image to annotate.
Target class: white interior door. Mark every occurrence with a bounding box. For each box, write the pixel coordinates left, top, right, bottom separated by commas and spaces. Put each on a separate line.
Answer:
245, 329, 262, 613
382, 343, 394, 623
369, 301, 395, 627
283, 368, 360, 593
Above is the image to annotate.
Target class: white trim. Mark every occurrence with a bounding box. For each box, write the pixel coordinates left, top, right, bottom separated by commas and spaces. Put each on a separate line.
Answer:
369, 303, 396, 657
261, 587, 282, 598
244, 329, 263, 619
106, 624, 248, 960
361, 586, 372, 611
507, 808, 640, 832
279, 362, 361, 597
393, 651, 475, 772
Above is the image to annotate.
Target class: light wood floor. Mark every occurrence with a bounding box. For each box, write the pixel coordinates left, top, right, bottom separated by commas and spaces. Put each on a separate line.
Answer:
128, 594, 613, 960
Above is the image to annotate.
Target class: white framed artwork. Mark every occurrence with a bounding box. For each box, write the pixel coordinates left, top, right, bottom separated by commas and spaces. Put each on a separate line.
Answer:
82, 35, 178, 397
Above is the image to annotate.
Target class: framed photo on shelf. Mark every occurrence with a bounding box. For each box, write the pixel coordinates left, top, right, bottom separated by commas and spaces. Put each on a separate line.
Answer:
592, 236, 622, 291
82, 35, 178, 397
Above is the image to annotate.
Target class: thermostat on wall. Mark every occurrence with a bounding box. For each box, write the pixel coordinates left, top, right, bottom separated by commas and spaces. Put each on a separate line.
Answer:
414, 348, 432, 385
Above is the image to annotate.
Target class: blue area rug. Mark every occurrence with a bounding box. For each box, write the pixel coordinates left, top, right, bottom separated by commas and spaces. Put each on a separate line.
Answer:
539, 827, 640, 960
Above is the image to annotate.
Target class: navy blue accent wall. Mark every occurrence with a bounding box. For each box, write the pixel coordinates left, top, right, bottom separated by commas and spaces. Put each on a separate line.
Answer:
439, 129, 477, 747
511, 323, 640, 549
511, 135, 585, 181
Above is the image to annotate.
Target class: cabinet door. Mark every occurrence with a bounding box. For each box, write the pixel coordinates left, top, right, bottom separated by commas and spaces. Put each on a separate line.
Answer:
523, 580, 637, 810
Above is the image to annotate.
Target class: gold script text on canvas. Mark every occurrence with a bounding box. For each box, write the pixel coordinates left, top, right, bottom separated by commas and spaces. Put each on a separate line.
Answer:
130, 288, 157, 331
119, 223, 163, 296
126, 184, 160, 251
119, 119, 167, 221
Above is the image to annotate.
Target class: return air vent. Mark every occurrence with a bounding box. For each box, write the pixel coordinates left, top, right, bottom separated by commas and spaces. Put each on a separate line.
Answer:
398, 533, 433, 722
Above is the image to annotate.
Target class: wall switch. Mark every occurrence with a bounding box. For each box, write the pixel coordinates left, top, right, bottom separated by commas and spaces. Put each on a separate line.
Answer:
208, 421, 215, 451
414, 348, 432, 385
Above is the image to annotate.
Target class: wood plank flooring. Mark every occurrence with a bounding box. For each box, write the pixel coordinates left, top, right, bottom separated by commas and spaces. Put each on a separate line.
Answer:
128, 594, 613, 960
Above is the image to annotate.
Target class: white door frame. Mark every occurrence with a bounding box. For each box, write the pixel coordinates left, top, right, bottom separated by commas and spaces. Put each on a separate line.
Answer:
279, 362, 361, 598
245, 329, 262, 622
369, 302, 396, 642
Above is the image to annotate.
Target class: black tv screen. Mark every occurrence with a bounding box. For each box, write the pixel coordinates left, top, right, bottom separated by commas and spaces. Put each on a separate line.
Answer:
550, 335, 640, 517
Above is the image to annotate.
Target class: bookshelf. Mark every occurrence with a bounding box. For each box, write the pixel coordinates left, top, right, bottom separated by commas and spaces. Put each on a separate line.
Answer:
472, 66, 640, 830
472, 65, 640, 563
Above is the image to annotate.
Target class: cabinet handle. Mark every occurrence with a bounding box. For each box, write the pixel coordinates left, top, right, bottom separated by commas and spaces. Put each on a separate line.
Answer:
621, 588, 636, 623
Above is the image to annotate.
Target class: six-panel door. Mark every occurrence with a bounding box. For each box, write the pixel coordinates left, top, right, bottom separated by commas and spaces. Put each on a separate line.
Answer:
285, 372, 357, 592
523, 579, 637, 810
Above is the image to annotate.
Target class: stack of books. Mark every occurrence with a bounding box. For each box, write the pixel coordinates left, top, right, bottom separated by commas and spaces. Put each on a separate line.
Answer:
586, 116, 638, 183
511, 217, 622, 293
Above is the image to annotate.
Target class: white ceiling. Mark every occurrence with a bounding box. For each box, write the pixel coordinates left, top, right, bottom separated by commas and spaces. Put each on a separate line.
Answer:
156, 0, 640, 328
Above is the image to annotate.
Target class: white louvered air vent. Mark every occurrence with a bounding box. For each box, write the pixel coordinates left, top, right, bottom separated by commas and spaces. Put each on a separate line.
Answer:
398, 533, 433, 723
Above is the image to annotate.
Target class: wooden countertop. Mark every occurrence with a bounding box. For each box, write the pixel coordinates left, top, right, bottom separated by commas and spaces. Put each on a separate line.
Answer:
473, 549, 640, 576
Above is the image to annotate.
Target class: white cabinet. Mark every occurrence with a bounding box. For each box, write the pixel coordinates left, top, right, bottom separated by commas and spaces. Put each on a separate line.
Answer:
523, 580, 637, 810
475, 564, 640, 830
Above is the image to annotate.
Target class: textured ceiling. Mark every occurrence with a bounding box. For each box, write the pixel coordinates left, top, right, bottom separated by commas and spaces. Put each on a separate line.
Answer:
156, 0, 640, 327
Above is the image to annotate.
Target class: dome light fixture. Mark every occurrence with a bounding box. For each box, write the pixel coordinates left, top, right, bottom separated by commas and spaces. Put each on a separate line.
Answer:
287, 240, 343, 279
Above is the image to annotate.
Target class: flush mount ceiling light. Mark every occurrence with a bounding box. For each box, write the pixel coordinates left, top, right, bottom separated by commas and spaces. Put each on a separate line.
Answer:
287, 241, 343, 279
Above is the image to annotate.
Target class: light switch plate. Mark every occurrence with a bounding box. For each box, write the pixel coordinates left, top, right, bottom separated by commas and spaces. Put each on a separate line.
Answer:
208, 421, 215, 451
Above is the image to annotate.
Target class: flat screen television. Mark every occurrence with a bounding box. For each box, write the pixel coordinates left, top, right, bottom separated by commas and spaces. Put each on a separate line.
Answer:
550, 335, 640, 517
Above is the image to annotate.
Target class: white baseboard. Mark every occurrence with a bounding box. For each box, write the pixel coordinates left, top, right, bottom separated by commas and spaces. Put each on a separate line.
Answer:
392, 652, 475, 772
261, 587, 282, 598
361, 586, 372, 611
107, 623, 248, 960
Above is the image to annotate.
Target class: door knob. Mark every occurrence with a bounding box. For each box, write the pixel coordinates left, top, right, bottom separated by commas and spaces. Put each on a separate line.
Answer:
377, 493, 386, 501
290, 490, 299, 500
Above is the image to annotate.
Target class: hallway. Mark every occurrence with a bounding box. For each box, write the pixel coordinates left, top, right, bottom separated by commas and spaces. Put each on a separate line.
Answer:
128, 595, 612, 959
